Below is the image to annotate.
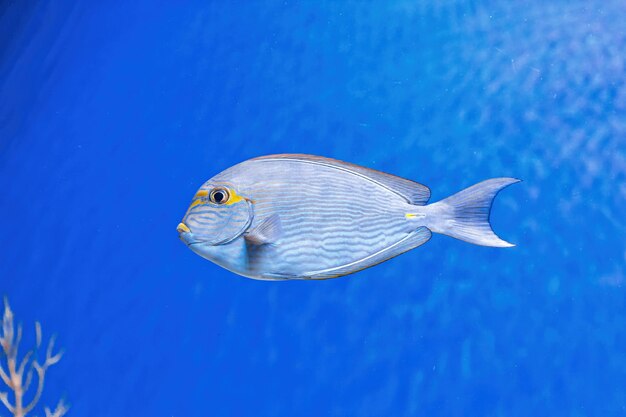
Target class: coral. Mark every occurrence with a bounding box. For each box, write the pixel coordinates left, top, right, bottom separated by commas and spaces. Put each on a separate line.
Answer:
0, 298, 67, 417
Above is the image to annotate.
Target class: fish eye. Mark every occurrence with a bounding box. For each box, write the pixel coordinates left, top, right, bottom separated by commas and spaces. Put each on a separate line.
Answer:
210, 188, 229, 205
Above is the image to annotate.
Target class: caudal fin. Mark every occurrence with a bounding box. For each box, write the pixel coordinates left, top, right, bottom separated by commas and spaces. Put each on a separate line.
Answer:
427, 178, 520, 247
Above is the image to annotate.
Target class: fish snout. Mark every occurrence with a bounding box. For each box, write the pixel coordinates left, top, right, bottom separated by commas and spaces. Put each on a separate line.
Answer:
177, 222, 199, 246
177, 222, 191, 234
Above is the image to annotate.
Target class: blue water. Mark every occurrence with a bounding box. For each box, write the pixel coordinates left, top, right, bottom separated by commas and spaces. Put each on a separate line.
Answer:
1, 1, 625, 416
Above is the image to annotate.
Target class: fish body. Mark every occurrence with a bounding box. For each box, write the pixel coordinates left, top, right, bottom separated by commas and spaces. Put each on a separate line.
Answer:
177, 154, 518, 280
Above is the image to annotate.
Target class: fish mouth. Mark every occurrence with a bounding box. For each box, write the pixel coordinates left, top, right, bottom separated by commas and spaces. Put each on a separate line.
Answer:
177, 222, 191, 233
180, 234, 205, 247
177, 222, 201, 246
177, 222, 216, 247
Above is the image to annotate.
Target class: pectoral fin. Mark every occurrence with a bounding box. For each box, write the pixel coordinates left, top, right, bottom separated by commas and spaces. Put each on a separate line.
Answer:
244, 214, 282, 246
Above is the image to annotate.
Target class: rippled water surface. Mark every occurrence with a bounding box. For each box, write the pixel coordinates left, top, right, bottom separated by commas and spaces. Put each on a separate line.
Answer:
1, 1, 625, 416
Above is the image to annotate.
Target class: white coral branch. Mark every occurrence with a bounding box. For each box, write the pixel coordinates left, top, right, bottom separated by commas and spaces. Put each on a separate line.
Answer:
0, 298, 66, 417
0, 390, 15, 413
44, 399, 69, 417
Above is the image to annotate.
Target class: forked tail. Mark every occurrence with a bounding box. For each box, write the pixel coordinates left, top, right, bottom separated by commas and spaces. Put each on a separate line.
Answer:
425, 178, 520, 247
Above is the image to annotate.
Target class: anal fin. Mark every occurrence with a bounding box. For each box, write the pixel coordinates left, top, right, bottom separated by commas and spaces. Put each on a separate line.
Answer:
303, 227, 432, 280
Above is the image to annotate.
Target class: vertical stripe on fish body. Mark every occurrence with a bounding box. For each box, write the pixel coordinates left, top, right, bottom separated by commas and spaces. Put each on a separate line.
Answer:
178, 154, 519, 280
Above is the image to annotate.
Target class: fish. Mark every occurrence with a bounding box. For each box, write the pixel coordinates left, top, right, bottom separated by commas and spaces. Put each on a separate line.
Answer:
177, 154, 519, 280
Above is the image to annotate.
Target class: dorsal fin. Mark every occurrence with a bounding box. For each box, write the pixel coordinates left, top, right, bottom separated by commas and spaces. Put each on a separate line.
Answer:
251, 154, 430, 205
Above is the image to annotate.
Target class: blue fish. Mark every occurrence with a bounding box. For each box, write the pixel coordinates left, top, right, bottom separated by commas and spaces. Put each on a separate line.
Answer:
177, 154, 519, 280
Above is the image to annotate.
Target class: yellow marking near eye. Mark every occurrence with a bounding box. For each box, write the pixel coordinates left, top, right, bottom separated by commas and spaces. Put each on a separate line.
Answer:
189, 188, 249, 208
226, 190, 245, 205
405, 213, 425, 219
